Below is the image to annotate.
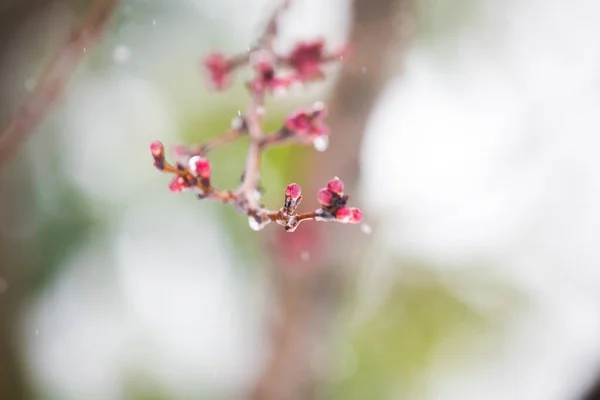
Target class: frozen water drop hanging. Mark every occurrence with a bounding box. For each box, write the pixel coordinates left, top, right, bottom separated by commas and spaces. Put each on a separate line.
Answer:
313, 136, 329, 152
248, 216, 264, 231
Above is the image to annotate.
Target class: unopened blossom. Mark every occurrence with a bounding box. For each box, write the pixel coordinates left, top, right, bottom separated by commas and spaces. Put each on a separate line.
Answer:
250, 54, 296, 94
189, 156, 211, 179
350, 208, 363, 223
327, 177, 344, 195
285, 183, 303, 209
335, 207, 362, 224
285, 183, 302, 200
287, 40, 326, 81
150, 140, 164, 158
284, 103, 328, 138
317, 188, 333, 206
203, 53, 231, 90
168, 176, 191, 193
150, 140, 165, 169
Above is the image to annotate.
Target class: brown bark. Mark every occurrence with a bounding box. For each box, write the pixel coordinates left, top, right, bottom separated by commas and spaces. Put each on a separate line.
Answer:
251, 0, 415, 399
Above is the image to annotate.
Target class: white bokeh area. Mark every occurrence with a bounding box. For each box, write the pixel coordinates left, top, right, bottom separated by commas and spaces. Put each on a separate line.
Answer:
362, 0, 600, 398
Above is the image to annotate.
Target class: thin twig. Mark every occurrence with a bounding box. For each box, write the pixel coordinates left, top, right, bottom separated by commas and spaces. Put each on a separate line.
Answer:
0, 0, 119, 166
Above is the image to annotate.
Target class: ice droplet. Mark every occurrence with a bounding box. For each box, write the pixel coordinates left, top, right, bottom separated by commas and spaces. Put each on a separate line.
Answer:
300, 251, 310, 261
313, 136, 329, 152
188, 155, 202, 172
361, 224, 372, 235
248, 216, 264, 231
113, 45, 131, 63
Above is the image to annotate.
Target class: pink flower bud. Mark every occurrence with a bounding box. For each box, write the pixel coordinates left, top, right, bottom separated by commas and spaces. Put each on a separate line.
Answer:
284, 106, 328, 138
150, 140, 164, 158
168, 176, 189, 193
203, 53, 231, 90
191, 157, 211, 179
288, 40, 326, 81
249, 51, 297, 95
317, 188, 333, 206
285, 183, 302, 200
335, 207, 353, 223
350, 208, 363, 224
327, 177, 344, 195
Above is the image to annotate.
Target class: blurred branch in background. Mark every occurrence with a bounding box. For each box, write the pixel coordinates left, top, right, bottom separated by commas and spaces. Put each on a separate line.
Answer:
252, 0, 415, 399
0, 0, 119, 165
0, 1, 118, 399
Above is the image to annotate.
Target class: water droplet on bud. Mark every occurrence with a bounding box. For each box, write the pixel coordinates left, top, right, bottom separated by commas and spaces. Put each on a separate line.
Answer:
248, 216, 264, 231
188, 155, 202, 171
313, 136, 329, 152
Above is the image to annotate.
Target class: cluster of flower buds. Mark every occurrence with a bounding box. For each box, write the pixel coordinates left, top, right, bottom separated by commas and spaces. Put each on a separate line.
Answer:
150, 140, 214, 194
273, 178, 362, 232
282, 101, 329, 151
317, 177, 363, 224
248, 50, 298, 96
150, 3, 363, 233
203, 39, 345, 94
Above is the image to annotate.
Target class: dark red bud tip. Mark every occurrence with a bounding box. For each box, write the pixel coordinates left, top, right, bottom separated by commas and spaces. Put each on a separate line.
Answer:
189, 156, 211, 179
327, 177, 344, 195
150, 140, 164, 158
285, 183, 302, 200
317, 188, 333, 206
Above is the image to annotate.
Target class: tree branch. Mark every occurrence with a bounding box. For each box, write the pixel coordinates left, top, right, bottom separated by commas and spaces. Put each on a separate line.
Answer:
0, 0, 119, 167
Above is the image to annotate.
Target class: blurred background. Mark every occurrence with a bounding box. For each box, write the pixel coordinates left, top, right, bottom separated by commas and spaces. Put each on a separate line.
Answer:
2, 0, 600, 399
